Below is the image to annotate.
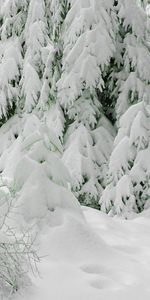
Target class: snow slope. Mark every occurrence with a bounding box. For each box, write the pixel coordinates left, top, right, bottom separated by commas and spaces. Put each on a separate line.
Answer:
12, 207, 150, 300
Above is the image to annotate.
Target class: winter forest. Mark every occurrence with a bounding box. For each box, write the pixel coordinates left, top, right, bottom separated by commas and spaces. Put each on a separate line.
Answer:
0, 0, 150, 299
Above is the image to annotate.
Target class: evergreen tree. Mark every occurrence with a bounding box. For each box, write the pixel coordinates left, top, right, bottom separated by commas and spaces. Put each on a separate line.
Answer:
0, 0, 27, 120
21, 0, 51, 112
100, 101, 150, 216
39, 0, 70, 140
63, 118, 115, 208
100, 1, 150, 216
57, 0, 116, 207
111, 0, 150, 121
58, 0, 115, 128
9, 114, 81, 222
0, 0, 61, 119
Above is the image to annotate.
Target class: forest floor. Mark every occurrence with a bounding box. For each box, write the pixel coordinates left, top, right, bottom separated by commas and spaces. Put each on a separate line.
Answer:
12, 206, 150, 300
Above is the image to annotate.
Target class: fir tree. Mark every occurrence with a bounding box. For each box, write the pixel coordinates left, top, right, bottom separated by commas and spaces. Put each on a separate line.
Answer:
58, 0, 115, 128
10, 114, 81, 222
100, 0, 150, 217
100, 100, 150, 216
37, 0, 70, 141
21, 0, 51, 112
111, 0, 150, 121
0, 0, 27, 120
63, 118, 115, 208
58, 0, 116, 207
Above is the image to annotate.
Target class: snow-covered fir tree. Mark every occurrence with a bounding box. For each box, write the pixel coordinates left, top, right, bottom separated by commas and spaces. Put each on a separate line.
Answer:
40, 0, 70, 141
0, 114, 81, 223
100, 0, 150, 217
0, 0, 62, 118
21, 0, 52, 112
57, 0, 116, 207
110, 0, 150, 121
58, 0, 115, 127
0, 0, 27, 120
62, 118, 115, 208
100, 100, 150, 217
0, 0, 81, 219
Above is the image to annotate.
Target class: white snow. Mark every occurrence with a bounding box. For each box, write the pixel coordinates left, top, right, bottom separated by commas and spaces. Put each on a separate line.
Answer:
11, 206, 150, 300
0, 1, 149, 299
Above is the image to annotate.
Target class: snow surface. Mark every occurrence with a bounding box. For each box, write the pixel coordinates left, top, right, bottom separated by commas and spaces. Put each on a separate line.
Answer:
11, 206, 150, 300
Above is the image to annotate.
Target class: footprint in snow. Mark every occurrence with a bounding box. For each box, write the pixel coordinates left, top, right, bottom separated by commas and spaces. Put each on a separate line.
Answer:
80, 264, 120, 290
90, 277, 117, 290
80, 264, 107, 274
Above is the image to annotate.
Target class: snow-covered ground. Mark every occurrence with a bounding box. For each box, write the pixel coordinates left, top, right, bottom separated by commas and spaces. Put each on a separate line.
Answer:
12, 207, 150, 300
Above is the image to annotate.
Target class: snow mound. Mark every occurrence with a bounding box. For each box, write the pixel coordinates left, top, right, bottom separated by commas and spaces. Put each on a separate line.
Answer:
0, 114, 82, 227
11, 207, 150, 300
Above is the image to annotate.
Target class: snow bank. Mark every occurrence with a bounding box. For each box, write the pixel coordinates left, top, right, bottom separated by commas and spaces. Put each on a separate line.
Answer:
11, 207, 150, 300
0, 114, 83, 227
